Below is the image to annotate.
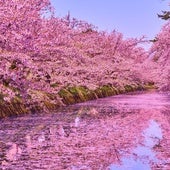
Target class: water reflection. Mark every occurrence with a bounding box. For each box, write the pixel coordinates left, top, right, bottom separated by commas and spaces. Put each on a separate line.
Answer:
38, 132, 46, 143
6, 143, 22, 161
0, 92, 169, 169
109, 120, 163, 170
74, 117, 80, 127
25, 134, 32, 151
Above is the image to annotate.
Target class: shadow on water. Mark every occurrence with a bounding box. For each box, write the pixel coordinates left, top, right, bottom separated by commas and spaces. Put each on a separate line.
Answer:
0, 92, 170, 169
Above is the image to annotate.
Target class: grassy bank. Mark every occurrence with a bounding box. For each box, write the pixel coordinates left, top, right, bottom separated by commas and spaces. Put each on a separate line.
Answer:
0, 82, 156, 119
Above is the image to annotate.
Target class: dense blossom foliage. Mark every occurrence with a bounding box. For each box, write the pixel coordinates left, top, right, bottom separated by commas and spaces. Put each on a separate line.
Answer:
149, 19, 170, 90
0, 0, 52, 52
0, 0, 169, 110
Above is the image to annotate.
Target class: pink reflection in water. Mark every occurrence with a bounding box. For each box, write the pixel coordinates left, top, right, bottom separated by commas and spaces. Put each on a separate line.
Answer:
0, 91, 169, 169
109, 120, 163, 170
5, 143, 22, 163
76, 91, 169, 110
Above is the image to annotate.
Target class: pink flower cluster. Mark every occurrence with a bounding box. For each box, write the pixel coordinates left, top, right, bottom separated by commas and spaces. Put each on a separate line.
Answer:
0, 0, 169, 105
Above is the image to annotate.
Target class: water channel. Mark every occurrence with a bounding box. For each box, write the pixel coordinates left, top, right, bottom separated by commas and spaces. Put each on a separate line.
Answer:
0, 91, 170, 170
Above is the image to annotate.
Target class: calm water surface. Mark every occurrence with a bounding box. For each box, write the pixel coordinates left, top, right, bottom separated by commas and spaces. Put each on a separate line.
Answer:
0, 91, 170, 170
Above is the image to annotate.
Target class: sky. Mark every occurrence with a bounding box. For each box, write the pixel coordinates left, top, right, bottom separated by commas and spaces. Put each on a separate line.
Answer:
50, 0, 169, 40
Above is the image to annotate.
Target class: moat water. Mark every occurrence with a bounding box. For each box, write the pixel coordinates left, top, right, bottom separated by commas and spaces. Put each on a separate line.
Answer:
0, 91, 170, 170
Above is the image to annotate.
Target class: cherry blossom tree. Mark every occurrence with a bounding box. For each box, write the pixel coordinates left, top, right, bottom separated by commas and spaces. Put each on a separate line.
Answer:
0, 0, 156, 112
150, 7, 170, 90
0, 0, 53, 52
